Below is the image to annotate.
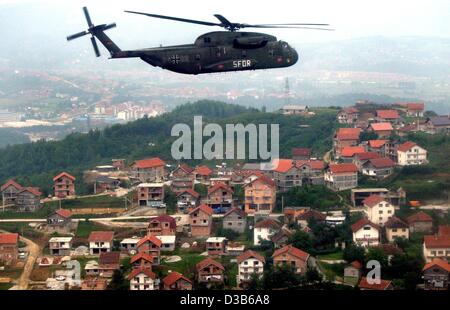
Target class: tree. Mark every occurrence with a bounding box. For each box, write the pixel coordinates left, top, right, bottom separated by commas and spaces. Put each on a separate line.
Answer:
215, 227, 239, 241
107, 270, 129, 290
288, 231, 314, 254
261, 266, 301, 289
163, 186, 177, 214
194, 183, 208, 197
305, 267, 322, 284
365, 247, 388, 268
343, 244, 365, 263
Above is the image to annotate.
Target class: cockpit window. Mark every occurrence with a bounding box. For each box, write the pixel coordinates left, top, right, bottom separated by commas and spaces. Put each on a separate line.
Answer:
281, 42, 288, 49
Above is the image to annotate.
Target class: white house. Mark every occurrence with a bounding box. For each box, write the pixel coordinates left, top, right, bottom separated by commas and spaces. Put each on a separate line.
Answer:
88, 231, 114, 255
397, 141, 428, 166
351, 218, 380, 247
156, 235, 176, 252
253, 218, 281, 246
236, 250, 265, 285
120, 237, 140, 255
128, 268, 158, 290
48, 237, 72, 256
363, 195, 395, 226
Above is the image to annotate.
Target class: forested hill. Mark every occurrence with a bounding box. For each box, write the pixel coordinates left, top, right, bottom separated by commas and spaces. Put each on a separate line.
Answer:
0, 100, 338, 194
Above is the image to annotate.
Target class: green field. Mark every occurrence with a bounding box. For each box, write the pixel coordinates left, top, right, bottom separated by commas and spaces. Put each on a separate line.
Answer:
75, 220, 108, 238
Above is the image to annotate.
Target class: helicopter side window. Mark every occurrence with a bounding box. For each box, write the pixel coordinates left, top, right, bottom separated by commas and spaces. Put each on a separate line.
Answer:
195, 54, 201, 61
203, 37, 211, 43
269, 50, 274, 57
242, 50, 247, 58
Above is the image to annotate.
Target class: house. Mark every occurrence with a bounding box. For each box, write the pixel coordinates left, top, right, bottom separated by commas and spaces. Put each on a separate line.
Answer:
296, 209, 326, 228
340, 146, 366, 163
226, 242, 246, 256
81, 277, 108, 290
171, 163, 194, 179
48, 237, 72, 256
351, 218, 380, 247
120, 237, 140, 255
438, 225, 450, 236
244, 175, 276, 214
128, 268, 158, 290
397, 141, 428, 166
324, 163, 358, 191
425, 116, 450, 134
272, 244, 310, 274
423, 235, 450, 262
326, 214, 346, 226
271, 228, 293, 248
333, 128, 361, 158
137, 235, 162, 264
85, 260, 100, 277
98, 251, 121, 278
162, 271, 193, 290
362, 195, 395, 226
384, 216, 409, 242
192, 165, 213, 184
16, 187, 41, 212
137, 183, 165, 208
0, 179, 23, 205
130, 252, 155, 269
376, 109, 400, 124
406, 211, 433, 233
291, 147, 312, 160
131, 157, 166, 182
236, 250, 265, 286
47, 209, 72, 228
0, 233, 19, 265
368, 140, 388, 156
351, 187, 406, 207
295, 160, 325, 185
358, 277, 393, 290
88, 231, 114, 255
270, 159, 299, 190
422, 258, 450, 290
282, 105, 308, 115
368, 122, 393, 138
196, 257, 225, 284
344, 261, 363, 286
94, 175, 120, 194
253, 218, 282, 245
206, 237, 228, 256
207, 182, 234, 213
405, 102, 425, 117
222, 208, 247, 233
151, 236, 173, 252
337, 107, 359, 124
111, 158, 126, 170
171, 177, 195, 195
147, 215, 176, 236
283, 206, 309, 225
361, 157, 396, 179
53, 172, 76, 198
353, 152, 380, 171
176, 189, 200, 213
189, 204, 213, 237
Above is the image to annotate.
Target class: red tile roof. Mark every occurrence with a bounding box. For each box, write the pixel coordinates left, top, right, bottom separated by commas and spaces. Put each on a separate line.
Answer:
189, 204, 213, 216
133, 157, 165, 169
438, 225, 450, 237
194, 165, 213, 176
273, 159, 294, 173
254, 218, 281, 230
355, 152, 380, 161
341, 146, 366, 157
343, 107, 359, 114
53, 172, 76, 182
149, 215, 176, 229
291, 148, 311, 157
424, 235, 450, 248
223, 207, 246, 218
384, 216, 408, 229
208, 182, 233, 195
177, 188, 200, 199
406, 103, 425, 111
175, 163, 194, 174
358, 277, 392, 290
272, 244, 309, 261
406, 211, 433, 224
376, 110, 399, 119
88, 231, 114, 243
127, 268, 156, 280
363, 195, 386, 207
55, 209, 72, 218
20, 187, 42, 196
296, 160, 325, 170
246, 175, 276, 188
397, 141, 417, 152
163, 271, 192, 286
351, 218, 380, 232
351, 260, 363, 269
0, 179, 23, 192
0, 233, 19, 245
137, 235, 162, 248
196, 257, 224, 271
236, 250, 265, 264
369, 140, 388, 148
99, 251, 120, 265
296, 209, 326, 221
368, 157, 396, 168
336, 128, 361, 141
422, 258, 450, 273
130, 252, 154, 264
370, 122, 393, 131
328, 163, 358, 174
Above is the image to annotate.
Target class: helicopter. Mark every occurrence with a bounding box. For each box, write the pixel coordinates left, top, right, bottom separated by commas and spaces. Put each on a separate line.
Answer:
67, 7, 332, 75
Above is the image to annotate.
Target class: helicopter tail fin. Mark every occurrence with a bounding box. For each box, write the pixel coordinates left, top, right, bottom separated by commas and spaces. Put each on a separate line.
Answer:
66, 7, 121, 57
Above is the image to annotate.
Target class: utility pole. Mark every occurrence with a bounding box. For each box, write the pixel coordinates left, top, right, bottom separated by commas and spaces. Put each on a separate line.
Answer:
284, 77, 290, 106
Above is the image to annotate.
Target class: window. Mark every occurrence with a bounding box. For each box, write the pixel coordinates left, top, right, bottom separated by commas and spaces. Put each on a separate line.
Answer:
204, 37, 211, 43
195, 54, 201, 60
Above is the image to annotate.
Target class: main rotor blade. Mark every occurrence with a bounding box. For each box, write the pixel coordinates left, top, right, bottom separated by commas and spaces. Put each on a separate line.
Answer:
91, 36, 100, 57
256, 23, 330, 26
124, 10, 222, 27
83, 6, 93, 27
67, 30, 88, 41
213, 14, 233, 27
240, 24, 334, 30
103, 23, 117, 31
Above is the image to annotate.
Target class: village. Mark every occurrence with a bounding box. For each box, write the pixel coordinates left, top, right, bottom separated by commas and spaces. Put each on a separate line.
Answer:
0, 100, 450, 291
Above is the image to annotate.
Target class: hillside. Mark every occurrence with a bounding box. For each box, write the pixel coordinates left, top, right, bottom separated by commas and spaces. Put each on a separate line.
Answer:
0, 100, 339, 195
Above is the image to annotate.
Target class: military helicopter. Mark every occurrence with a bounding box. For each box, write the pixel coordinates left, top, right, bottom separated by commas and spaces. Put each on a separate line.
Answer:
67, 7, 332, 75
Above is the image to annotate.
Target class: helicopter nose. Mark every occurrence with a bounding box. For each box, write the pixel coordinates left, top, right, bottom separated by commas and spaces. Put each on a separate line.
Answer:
291, 48, 299, 64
